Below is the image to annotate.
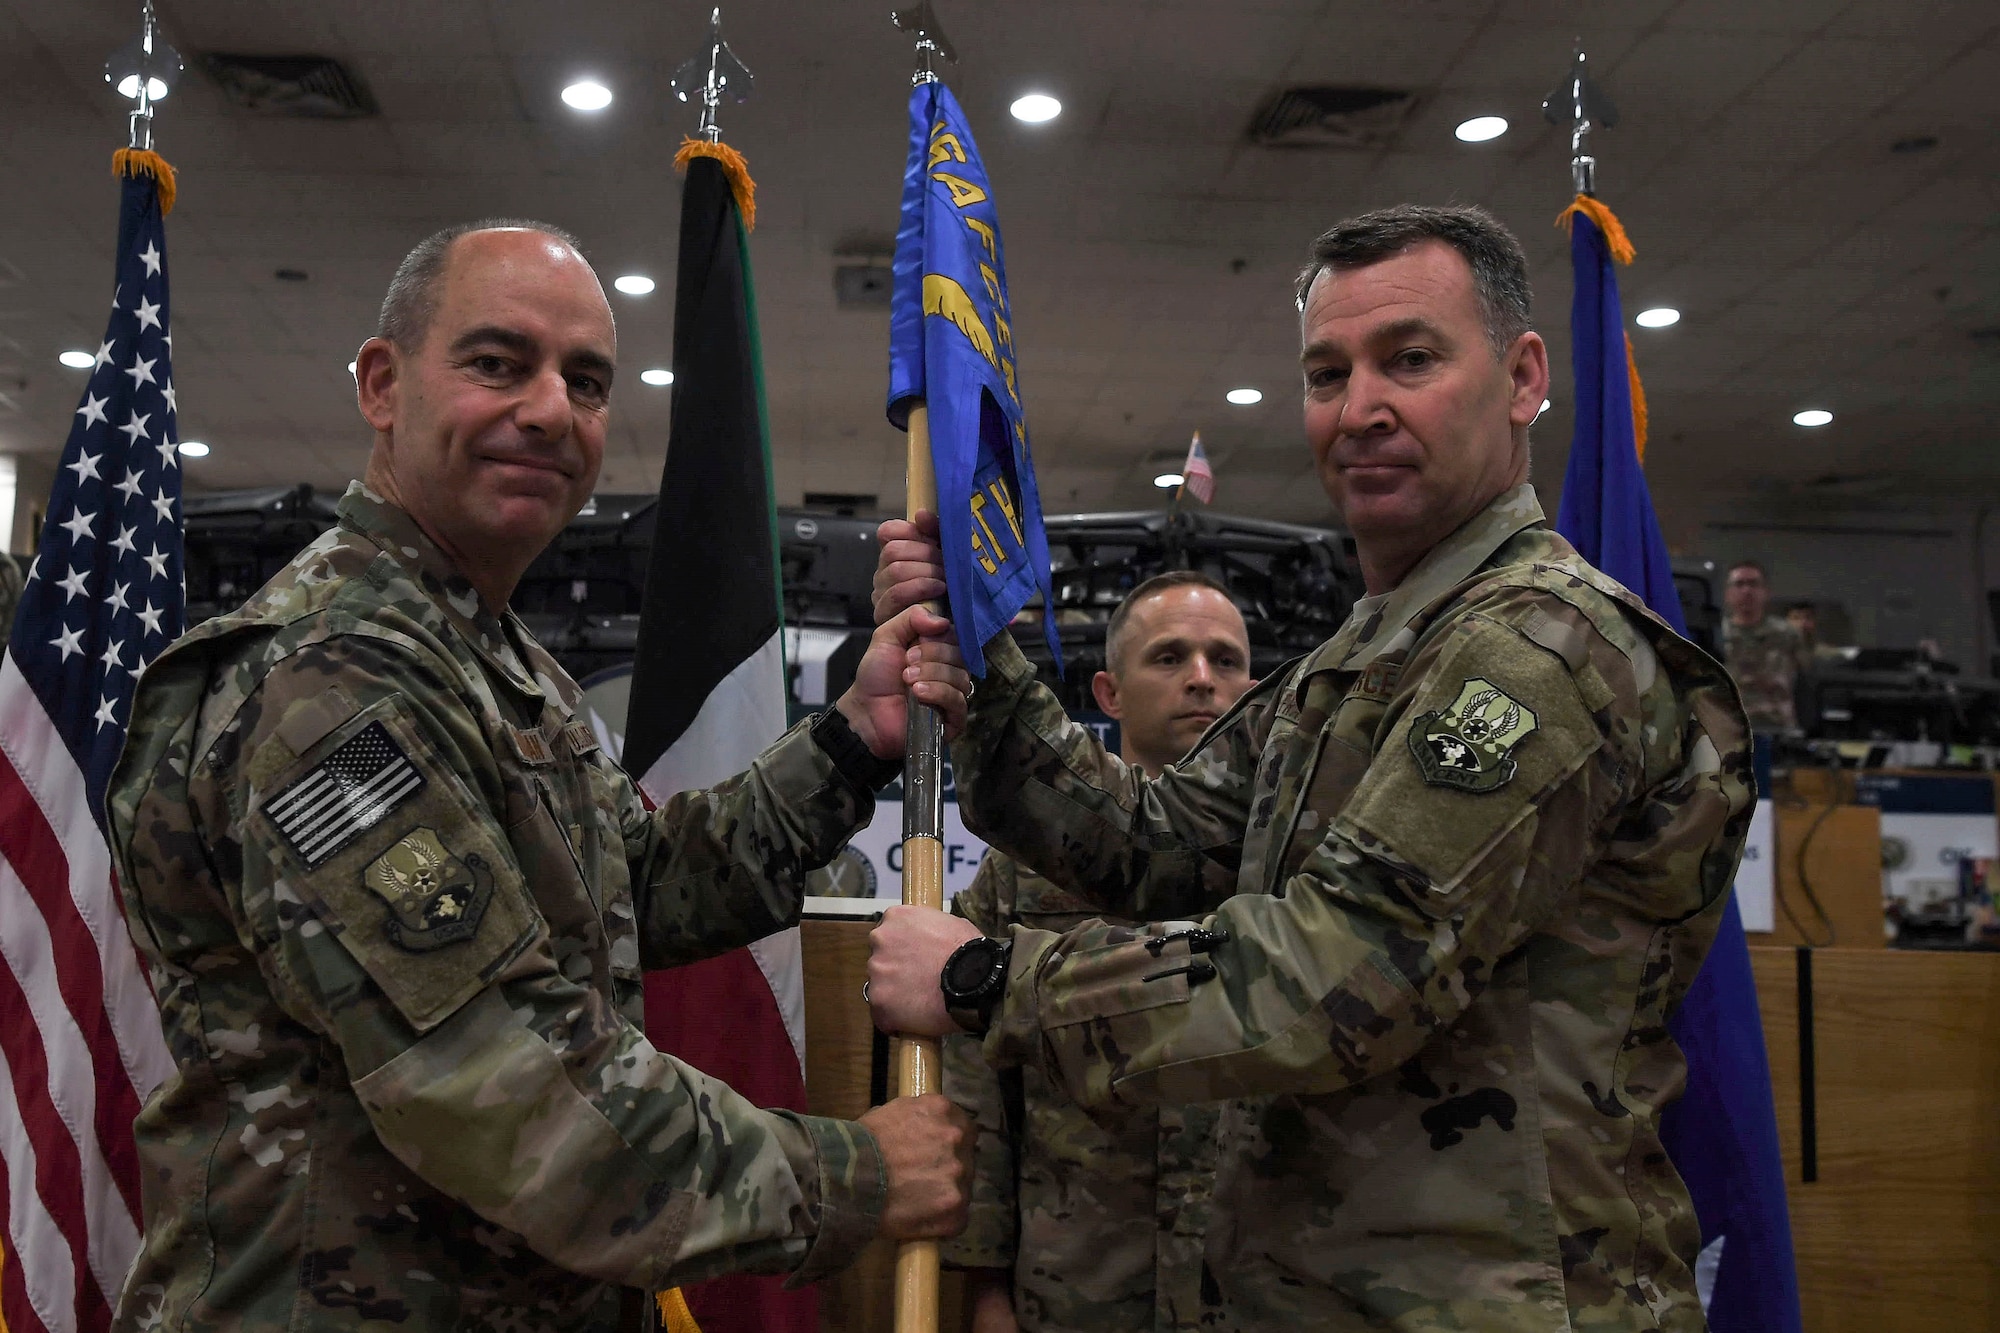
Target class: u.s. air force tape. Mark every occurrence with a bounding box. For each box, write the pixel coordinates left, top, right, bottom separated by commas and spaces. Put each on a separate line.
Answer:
265, 720, 427, 866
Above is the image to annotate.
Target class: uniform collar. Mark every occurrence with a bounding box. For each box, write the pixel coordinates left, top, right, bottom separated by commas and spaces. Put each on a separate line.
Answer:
335, 482, 545, 701
1305, 483, 1547, 679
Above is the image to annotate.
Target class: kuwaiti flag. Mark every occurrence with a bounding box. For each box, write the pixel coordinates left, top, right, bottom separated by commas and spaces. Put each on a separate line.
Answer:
1554, 194, 1801, 1333
622, 142, 814, 1333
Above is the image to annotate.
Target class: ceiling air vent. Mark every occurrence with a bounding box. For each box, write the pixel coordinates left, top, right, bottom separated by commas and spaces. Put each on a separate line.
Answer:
1248, 86, 1416, 150
201, 54, 378, 118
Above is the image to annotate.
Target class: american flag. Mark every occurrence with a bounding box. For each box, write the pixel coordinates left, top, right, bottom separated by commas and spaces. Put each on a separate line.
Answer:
1180, 429, 1215, 505
0, 167, 178, 1333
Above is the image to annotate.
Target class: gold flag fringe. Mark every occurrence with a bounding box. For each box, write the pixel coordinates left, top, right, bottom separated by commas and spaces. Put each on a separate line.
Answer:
1556, 194, 1648, 462
674, 137, 756, 232
113, 147, 177, 216
1555, 194, 1634, 265
655, 1287, 702, 1333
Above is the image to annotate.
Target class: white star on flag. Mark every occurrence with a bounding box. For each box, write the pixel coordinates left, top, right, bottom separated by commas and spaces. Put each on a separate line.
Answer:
48, 624, 84, 661
93, 694, 119, 731
107, 581, 131, 613
58, 509, 95, 543
76, 394, 109, 428
136, 601, 164, 635
132, 296, 163, 332
65, 450, 102, 484
154, 438, 179, 469
55, 566, 89, 602
138, 241, 162, 276
99, 638, 124, 670
110, 524, 138, 558
123, 354, 158, 389
162, 381, 176, 414
143, 545, 170, 580
114, 470, 145, 502
150, 489, 175, 523
91, 338, 116, 371
117, 412, 152, 445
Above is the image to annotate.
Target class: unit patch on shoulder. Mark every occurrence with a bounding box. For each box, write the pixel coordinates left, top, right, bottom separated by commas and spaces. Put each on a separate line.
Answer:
265, 720, 426, 866
1408, 677, 1539, 793
362, 827, 495, 951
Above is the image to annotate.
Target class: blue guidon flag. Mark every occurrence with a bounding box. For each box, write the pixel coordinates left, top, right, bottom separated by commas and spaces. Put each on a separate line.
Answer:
1554, 195, 1802, 1333
887, 80, 1060, 676
0, 156, 179, 1333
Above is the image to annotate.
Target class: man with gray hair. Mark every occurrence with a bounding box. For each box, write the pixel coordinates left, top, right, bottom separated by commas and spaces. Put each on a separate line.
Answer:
106, 220, 976, 1332
867, 205, 1753, 1330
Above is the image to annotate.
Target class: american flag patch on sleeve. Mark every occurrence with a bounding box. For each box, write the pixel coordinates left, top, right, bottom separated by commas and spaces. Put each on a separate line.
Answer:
264, 720, 427, 866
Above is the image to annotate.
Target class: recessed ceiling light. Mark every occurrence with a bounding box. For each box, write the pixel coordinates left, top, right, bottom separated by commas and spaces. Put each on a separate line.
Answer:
1635, 307, 1681, 328
1793, 409, 1833, 427
1454, 115, 1508, 143
177, 440, 209, 458
116, 75, 170, 102
613, 275, 655, 296
58, 350, 95, 369
1225, 387, 1263, 405
640, 368, 674, 386
1010, 93, 1061, 123
561, 80, 613, 112
1153, 472, 1184, 489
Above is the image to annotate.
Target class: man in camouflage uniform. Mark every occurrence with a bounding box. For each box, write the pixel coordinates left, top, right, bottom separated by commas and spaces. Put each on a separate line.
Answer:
1722, 560, 1813, 730
866, 205, 1753, 1331
106, 221, 974, 1333
943, 571, 1256, 1333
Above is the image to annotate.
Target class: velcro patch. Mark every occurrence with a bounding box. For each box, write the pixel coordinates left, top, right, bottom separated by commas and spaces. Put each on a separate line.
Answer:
1408, 677, 1539, 794
264, 720, 425, 865
362, 827, 495, 952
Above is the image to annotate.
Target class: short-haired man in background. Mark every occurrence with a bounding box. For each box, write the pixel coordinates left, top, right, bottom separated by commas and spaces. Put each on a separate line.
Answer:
1722, 559, 1812, 731
867, 204, 1753, 1330
938, 570, 1256, 1333
107, 221, 973, 1332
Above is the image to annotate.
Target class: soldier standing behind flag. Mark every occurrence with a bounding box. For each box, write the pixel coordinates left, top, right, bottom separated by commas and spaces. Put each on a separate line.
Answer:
866, 205, 1754, 1331
934, 571, 1257, 1333
104, 222, 976, 1333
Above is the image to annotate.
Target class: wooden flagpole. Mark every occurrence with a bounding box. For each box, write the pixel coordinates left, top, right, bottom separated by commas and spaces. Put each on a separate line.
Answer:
888, 11, 957, 1327
895, 403, 945, 1332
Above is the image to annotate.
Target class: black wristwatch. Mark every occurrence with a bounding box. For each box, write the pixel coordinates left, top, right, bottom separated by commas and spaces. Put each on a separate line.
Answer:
810, 706, 902, 792
940, 935, 1013, 1033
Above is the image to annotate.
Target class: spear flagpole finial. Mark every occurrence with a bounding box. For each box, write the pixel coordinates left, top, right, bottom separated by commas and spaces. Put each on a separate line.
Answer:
104, 0, 183, 151
671, 6, 754, 143
891, 2, 958, 87
1541, 44, 1618, 197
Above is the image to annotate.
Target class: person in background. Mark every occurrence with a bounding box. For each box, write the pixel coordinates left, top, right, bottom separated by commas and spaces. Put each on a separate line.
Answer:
1784, 599, 1848, 663
934, 570, 1257, 1333
1723, 559, 1813, 731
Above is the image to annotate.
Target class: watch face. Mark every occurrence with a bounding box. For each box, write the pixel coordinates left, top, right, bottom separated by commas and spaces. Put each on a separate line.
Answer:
946, 939, 996, 995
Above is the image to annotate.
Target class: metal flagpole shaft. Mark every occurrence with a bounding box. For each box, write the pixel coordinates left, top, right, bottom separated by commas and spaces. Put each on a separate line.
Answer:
895, 402, 945, 1331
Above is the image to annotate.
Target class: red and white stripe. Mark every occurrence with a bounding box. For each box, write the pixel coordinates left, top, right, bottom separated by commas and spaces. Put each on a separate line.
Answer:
1181, 430, 1215, 505
0, 654, 173, 1333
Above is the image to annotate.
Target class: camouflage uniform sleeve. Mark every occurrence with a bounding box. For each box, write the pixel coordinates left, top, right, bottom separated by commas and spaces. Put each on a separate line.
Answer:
983, 599, 1742, 1109
619, 721, 877, 969
207, 634, 883, 1290
940, 855, 1020, 1271
950, 632, 1271, 923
